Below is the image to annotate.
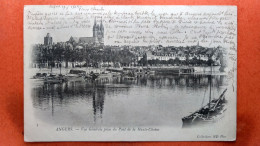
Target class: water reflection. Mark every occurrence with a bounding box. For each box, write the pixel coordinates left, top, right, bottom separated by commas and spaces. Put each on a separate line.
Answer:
31, 74, 227, 126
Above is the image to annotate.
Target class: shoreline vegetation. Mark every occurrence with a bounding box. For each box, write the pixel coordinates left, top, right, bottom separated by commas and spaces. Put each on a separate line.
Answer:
30, 33, 228, 80
31, 41, 227, 71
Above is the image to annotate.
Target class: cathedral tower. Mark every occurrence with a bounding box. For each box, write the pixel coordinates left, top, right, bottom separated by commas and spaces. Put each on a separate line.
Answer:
93, 17, 99, 44
44, 33, 52, 46
99, 17, 104, 45
92, 17, 104, 46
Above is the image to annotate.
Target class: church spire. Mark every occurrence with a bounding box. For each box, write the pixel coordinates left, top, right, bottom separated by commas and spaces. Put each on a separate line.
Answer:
100, 17, 104, 31
93, 17, 97, 38
93, 17, 97, 30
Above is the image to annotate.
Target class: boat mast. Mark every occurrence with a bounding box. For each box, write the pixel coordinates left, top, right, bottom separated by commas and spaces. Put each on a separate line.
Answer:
208, 63, 212, 117
59, 58, 62, 75
209, 64, 212, 106
50, 47, 53, 74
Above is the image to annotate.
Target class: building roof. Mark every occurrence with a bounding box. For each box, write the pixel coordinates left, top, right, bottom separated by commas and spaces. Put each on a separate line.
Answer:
69, 37, 94, 44
79, 37, 94, 44
69, 37, 80, 43
146, 51, 153, 56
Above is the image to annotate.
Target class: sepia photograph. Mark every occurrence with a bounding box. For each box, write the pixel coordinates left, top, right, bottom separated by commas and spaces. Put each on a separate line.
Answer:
24, 5, 237, 141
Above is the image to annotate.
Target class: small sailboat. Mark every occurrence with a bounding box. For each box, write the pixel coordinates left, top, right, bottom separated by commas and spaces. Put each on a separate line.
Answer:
182, 65, 228, 127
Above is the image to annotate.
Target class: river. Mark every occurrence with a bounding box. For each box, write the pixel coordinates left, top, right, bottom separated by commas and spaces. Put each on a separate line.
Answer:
31, 74, 228, 127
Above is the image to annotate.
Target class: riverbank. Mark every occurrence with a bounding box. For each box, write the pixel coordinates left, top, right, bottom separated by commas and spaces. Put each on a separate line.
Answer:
29, 65, 227, 77
29, 67, 107, 76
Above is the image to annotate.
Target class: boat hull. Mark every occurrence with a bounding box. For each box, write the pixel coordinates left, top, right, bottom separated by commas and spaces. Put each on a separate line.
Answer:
182, 89, 227, 128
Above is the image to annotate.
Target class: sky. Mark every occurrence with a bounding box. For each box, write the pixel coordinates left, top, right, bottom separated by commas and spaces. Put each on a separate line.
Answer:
24, 5, 237, 48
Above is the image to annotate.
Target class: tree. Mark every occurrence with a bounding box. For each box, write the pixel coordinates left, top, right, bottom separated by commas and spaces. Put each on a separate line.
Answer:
174, 58, 180, 66
155, 59, 160, 66
70, 48, 77, 68
52, 44, 64, 68
161, 60, 167, 65
191, 57, 199, 66
207, 59, 214, 66
142, 53, 148, 66
75, 49, 84, 67
168, 59, 174, 65
64, 45, 71, 68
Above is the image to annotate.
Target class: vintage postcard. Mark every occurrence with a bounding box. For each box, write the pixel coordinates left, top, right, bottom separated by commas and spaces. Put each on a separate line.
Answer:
24, 5, 237, 141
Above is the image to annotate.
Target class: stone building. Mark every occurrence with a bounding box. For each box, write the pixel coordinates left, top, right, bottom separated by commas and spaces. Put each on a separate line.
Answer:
68, 17, 104, 46
44, 33, 52, 46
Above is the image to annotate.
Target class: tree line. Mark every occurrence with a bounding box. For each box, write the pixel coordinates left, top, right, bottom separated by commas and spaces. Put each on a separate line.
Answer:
32, 43, 136, 68
139, 57, 215, 66
32, 43, 224, 68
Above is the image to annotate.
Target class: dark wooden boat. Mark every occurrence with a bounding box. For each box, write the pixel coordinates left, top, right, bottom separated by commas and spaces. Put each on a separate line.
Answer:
182, 65, 228, 128
32, 73, 47, 79
44, 74, 67, 84
182, 89, 227, 127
